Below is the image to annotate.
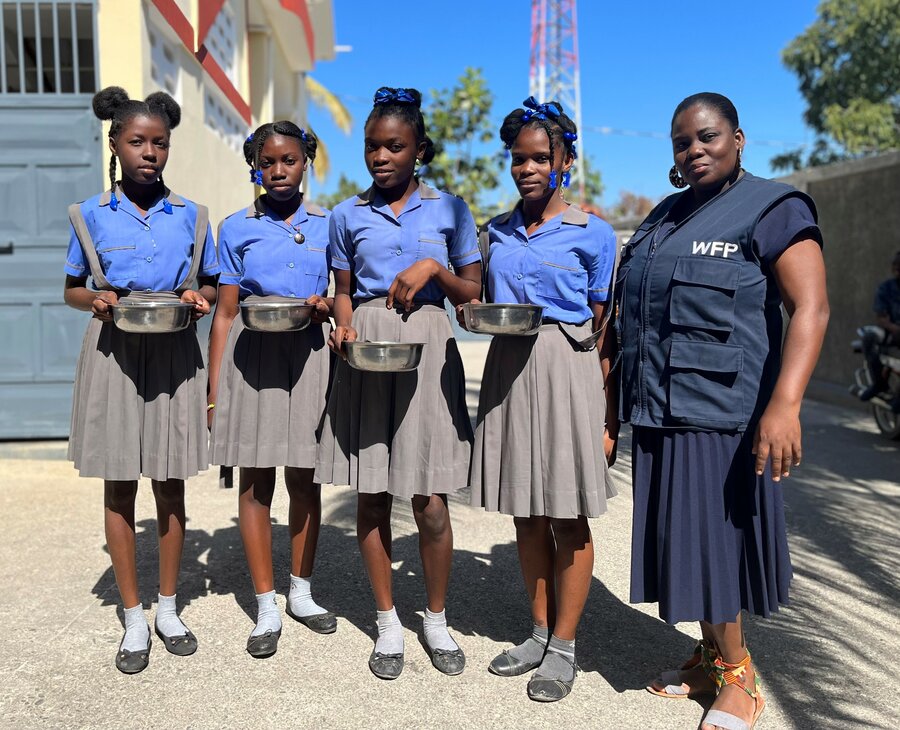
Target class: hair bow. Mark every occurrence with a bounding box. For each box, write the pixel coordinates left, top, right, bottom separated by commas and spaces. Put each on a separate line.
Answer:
374, 88, 416, 105
521, 96, 563, 122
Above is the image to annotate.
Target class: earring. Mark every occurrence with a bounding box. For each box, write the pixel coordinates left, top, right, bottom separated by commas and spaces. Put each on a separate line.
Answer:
562, 171, 571, 188
737, 147, 743, 169
549, 171, 558, 189
669, 165, 687, 189
254, 170, 263, 186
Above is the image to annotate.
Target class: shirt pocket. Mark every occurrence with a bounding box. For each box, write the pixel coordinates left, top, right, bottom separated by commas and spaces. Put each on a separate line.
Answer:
95, 243, 138, 287
667, 338, 744, 428
669, 256, 741, 334
416, 231, 450, 268
305, 246, 329, 297
538, 256, 586, 302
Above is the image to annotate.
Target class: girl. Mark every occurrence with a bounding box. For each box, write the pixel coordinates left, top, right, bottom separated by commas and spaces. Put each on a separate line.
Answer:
315, 87, 481, 680
208, 121, 335, 658
64, 86, 219, 674
462, 98, 618, 702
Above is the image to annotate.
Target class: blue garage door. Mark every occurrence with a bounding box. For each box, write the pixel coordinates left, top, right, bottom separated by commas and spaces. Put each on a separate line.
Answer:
0, 1, 101, 438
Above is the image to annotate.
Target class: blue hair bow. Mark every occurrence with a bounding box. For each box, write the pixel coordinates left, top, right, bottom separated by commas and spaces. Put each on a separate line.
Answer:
521, 96, 563, 122
374, 88, 416, 105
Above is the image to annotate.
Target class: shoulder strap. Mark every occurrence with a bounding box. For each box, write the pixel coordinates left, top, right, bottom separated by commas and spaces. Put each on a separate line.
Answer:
562, 233, 623, 351
478, 225, 491, 300
176, 203, 210, 292
67, 203, 116, 291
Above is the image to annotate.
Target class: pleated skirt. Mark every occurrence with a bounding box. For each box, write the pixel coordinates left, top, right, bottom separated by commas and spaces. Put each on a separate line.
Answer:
314, 299, 473, 497
471, 322, 617, 519
68, 317, 208, 482
630, 427, 792, 624
209, 315, 331, 469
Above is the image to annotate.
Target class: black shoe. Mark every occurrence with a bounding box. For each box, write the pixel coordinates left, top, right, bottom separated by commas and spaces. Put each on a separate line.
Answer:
285, 602, 337, 634
155, 623, 198, 656
860, 383, 887, 401
368, 650, 404, 680
246, 628, 281, 658
489, 649, 542, 677
527, 655, 578, 703
427, 645, 466, 676
115, 634, 151, 675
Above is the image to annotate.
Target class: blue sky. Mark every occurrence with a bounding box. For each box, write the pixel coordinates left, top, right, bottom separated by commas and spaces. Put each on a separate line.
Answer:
306, 0, 821, 207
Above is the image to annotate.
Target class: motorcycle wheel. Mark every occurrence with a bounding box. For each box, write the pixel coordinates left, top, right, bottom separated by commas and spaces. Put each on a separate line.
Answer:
872, 404, 900, 440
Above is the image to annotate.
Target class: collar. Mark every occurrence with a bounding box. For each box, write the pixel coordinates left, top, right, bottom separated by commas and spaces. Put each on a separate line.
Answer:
354, 179, 441, 206
98, 185, 185, 208
246, 195, 325, 219
497, 202, 589, 229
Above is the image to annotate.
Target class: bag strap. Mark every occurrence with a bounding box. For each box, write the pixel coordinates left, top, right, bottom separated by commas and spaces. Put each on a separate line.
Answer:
67, 203, 117, 291
478, 226, 491, 300
562, 234, 623, 352
175, 203, 210, 293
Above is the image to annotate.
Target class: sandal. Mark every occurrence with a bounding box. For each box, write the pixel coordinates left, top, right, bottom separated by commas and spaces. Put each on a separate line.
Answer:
647, 639, 717, 699
703, 652, 766, 730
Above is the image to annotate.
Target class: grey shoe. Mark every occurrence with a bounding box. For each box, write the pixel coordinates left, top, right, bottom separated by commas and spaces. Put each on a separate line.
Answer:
115, 635, 151, 674
246, 629, 281, 658
489, 649, 541, 677
154, 623, 198, 656
527, 656, 578, 702
428, 645, 466, 676
285, 603, 337, 634
368, 650, 404, 680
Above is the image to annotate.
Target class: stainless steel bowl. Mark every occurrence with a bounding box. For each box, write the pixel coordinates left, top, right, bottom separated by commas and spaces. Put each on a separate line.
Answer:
344, 341, 425, 372
111, 300, 194, 333
240, 300, 314, 332
462, 303, 543, 336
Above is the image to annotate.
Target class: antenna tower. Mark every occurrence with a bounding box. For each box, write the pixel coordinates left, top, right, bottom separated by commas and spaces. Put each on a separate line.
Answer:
529, 0, 584, 200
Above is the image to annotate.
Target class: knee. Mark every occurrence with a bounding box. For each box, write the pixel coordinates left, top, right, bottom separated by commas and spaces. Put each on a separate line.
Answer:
358, 494, 392, 525
285, 468, 319, 503
104, 480, 137, 511
514, 515, 548, 539
152, 479, 185, 508
549, 517, 591, 548
412, 495, 450, 537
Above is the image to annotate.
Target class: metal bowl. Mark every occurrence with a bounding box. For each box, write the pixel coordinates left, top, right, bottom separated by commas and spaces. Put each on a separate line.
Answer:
462, 303, 543, 336
344, 341, 425, 372
240, 300, 314, 332
111, 300, 194, 333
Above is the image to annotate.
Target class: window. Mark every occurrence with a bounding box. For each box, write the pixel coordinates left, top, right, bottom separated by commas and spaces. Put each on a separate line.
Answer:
148, 26, 179, 100
204, 89, 246, 152
204, 1, 237, 86
1, 1, 96, 94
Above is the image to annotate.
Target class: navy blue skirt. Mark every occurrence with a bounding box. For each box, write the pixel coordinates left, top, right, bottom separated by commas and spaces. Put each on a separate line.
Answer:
630, 427, 792, 624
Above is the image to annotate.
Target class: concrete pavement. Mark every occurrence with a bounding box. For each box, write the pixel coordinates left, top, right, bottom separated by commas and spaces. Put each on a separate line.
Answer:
0, 340, 897, 729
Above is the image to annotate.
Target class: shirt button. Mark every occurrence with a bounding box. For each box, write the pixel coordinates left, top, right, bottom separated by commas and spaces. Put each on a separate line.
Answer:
396, 249, 402, 255
146, 256, 152, 262
523, 241, 529, 246
517, 274, 523, 280
288, 263, 295, 268
143, 226, 150, 231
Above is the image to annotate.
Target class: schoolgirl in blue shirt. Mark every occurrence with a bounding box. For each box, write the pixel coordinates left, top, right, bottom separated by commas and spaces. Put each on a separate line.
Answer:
63, 87, 220, 674
315, 87, 482, 680
461, 99, 618, 702
208, 121, 335, 658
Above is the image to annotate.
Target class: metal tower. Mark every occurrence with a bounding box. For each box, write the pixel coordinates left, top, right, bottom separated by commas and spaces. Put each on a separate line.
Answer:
529, 0, 585, 199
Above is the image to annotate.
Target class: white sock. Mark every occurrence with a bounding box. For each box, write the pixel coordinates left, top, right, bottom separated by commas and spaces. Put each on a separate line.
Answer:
375, 607, 404, 655
288, 574, 327, 617
121, 604, 150, 652
252, 590, 282, 637
155, 593, 189, 637
423, 608, 459, 652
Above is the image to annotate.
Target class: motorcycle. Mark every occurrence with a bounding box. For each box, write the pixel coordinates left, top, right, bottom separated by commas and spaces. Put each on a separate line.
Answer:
850, 325, 900, 440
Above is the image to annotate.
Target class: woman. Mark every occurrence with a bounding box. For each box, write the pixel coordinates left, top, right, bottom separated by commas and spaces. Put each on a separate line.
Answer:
618, 92, 829, 729
463, 97, 617, 702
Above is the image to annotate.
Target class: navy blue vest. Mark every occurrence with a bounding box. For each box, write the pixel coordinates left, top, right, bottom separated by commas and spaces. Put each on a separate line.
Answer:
616, 173, 817, 431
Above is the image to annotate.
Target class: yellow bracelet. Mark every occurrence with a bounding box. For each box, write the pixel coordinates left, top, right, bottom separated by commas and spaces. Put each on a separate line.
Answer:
207, 403, 215, 410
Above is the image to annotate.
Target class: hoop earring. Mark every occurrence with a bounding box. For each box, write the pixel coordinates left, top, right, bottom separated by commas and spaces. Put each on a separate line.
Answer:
669, 165, 687, 189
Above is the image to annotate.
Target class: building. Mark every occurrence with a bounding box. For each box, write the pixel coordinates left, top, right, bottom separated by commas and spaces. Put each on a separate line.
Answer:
0, 0, 336, 438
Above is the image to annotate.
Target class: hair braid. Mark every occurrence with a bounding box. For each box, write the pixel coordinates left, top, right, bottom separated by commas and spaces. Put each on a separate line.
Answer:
108, 154, 117, 193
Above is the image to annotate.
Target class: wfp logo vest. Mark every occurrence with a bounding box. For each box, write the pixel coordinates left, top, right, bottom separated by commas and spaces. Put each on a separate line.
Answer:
615, 173, 817, 431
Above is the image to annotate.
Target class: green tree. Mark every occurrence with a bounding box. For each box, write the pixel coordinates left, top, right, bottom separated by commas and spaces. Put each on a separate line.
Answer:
421, 68, 504, 226
775, 0, 900, 171
574, 155, 604, 207
311, 173, 365, 210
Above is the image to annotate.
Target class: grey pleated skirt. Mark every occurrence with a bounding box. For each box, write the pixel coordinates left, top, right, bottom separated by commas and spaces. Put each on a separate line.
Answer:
470, 322, 616, 519
314, 298, 473, 497
68, 316, 208, 482
209, 313, 331, 469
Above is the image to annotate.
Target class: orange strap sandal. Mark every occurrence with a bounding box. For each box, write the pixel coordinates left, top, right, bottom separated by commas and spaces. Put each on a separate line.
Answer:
703, 653, 766, 730
646, 640, 717, 699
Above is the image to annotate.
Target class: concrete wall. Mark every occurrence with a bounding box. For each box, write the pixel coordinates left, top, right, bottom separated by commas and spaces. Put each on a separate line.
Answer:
780, 151, 900, 387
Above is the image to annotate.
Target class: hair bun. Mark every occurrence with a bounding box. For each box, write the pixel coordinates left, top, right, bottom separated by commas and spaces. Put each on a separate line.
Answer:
92, 86, 130, 120
145, 91, 182, 129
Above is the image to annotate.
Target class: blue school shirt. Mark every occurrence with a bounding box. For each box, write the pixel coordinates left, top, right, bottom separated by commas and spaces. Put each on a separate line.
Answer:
484, 204, 617, 323
329, 181, 481, 302
64, 187, 220, 290
217, 197, 331, 299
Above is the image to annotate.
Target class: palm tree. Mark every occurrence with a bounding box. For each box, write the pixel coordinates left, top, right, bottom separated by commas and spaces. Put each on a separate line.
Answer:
304, 75, 352, 184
